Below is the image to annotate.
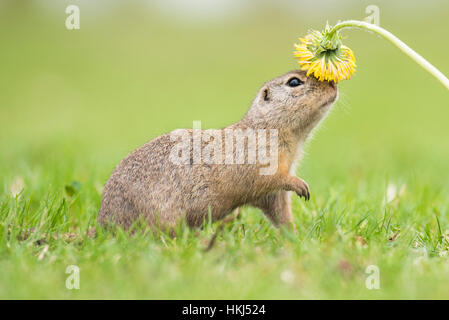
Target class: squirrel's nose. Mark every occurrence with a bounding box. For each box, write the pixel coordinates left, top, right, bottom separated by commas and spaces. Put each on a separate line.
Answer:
329, 81, 337, 90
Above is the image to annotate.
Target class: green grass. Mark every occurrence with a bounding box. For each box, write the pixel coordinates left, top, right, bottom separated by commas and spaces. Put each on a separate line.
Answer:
1, 1, 449, 299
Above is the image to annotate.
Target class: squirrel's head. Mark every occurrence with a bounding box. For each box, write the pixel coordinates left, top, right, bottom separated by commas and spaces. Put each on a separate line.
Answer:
246, 70, 338, 133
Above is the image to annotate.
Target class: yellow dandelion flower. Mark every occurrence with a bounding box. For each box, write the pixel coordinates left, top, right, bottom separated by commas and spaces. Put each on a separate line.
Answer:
291, 20, 448, 89
294, 26, 356, 83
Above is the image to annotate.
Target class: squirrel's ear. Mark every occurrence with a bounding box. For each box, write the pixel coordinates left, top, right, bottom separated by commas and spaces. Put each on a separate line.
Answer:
259, 86, 270, 103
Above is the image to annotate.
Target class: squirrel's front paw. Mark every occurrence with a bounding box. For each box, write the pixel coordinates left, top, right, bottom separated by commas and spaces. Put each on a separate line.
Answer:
283, 176, 310, 201
294, 178, 310, 201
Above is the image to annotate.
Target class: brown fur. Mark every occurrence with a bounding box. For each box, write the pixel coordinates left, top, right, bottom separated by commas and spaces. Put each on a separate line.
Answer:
98, 70, 338, 230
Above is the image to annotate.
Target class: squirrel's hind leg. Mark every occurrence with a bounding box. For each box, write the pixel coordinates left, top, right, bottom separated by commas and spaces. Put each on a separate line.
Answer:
221, 207, 241, 224
252, 191, 295, 229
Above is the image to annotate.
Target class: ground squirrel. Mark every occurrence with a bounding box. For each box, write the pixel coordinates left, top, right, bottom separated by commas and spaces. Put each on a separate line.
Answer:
98, 70, 338, 231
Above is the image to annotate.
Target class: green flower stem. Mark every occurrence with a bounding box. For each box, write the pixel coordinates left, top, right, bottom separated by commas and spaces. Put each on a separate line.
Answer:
329, 20, 449, 90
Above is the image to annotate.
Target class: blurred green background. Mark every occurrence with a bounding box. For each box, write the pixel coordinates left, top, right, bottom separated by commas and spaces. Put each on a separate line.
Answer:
0, 0, 448, 299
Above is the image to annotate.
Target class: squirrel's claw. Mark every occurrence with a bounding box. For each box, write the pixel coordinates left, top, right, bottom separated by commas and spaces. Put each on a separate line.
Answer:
299, 181, 310, 201
289, 177, 310, 201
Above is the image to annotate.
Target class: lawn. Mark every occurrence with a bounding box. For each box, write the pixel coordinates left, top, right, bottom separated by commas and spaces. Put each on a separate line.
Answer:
1, 1, 449, 299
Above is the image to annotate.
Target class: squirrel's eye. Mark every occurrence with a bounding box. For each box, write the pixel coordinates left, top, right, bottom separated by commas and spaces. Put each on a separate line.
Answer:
287, 77, 304, 87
